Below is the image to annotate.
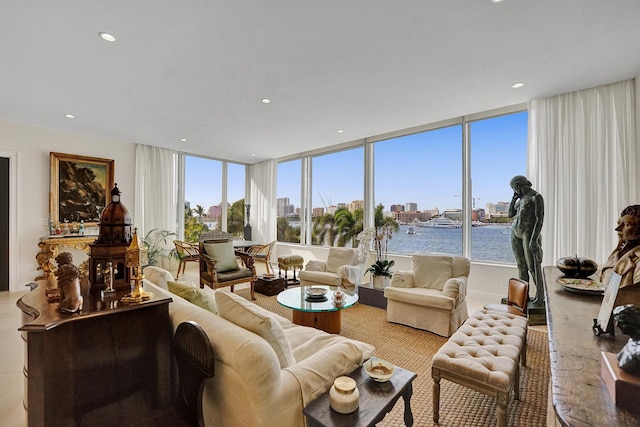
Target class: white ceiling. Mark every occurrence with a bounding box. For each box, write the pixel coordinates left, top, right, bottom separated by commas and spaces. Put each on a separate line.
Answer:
1, 1, 640, 164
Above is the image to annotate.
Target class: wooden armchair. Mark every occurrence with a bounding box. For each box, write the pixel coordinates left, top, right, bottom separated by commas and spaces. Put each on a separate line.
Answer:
173, 240, 200, 279
198, 231, 256, 300
246, 241, 275, 274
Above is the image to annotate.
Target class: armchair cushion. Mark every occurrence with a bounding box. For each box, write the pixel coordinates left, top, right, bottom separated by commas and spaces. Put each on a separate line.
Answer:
390, 270, 415, 288
168, 281, 218, 314
326, 248, 357, 273
413, 254, 453, 290
442, 277, 465, 304
305, 260, 327, 272
203, 240, 239, 272
215, 290, 296, 369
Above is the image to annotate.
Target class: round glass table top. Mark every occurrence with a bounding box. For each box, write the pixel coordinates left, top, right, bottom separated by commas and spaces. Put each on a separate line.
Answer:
276, 286, 359, 313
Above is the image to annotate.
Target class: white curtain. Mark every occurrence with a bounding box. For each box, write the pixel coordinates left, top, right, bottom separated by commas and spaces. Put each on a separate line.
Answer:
529, 79, 637, 267
134, 144, 178, 238
247, 159, 277, 243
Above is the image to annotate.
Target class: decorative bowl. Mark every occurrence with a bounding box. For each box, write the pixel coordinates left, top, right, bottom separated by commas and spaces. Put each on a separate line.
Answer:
304, 287, 328, 297
364, 358, 395, 382
556, 256, 598, 278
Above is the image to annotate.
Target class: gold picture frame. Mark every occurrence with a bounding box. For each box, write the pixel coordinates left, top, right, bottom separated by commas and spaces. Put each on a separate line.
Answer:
50, 152, 114, 228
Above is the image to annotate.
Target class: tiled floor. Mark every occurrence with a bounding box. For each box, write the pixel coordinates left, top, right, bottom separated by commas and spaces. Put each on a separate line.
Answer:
0, 262, 545, 426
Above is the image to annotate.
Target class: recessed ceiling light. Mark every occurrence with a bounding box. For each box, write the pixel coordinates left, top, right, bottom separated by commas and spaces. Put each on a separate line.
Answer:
512, 82, 525, 89
261, 98, 271, 104
251, 153, 256, 156
491, 0, 504, 3
180, 138, 187, 142
337, 129, 344, 133
99, 32, 116, 42
64, 114, 75, 119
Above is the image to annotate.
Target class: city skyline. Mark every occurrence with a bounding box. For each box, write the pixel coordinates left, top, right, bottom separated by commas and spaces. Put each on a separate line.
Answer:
186, 111, 528, 215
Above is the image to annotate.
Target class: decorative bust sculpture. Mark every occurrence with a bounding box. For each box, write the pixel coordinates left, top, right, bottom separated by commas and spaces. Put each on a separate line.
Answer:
54, 252, 83, 313
613, 304, 640, 375
600, 205, 640, 289
508, 175, 545, 307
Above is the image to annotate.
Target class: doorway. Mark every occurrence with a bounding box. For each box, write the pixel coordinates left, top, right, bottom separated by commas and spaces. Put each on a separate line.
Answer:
0, 156, 8, 291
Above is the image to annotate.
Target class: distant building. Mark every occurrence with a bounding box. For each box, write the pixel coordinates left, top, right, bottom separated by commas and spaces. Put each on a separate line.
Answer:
208, 204, 222, 219
312, 207, 325, 217
392, 211, 431, 223
390, 204, 405, 213
405, 202, 418, 212
425, 208, 440, 217
349, 200, 364, 212
277, 197, 295, 217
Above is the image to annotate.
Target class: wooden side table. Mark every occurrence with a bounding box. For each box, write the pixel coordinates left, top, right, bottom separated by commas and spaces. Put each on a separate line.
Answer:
357, 283, 387, 309
254, 275, 286, 296
303, 364, 417, 427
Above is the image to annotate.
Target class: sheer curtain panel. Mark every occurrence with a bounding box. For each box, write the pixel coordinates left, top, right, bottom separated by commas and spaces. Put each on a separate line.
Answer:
529, 79, 637, 267
134, 144, 178, 241
247, 159, 277, 244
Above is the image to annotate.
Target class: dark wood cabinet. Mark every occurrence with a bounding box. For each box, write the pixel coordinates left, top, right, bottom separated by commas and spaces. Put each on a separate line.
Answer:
17, 283, 173, 427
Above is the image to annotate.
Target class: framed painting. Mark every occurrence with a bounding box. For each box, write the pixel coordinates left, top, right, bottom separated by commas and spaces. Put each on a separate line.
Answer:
50, 152, 114, 227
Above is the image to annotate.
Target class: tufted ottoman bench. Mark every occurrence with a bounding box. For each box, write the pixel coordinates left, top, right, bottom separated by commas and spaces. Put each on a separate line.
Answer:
277, 255, 304, 284
431, 310, 528, 427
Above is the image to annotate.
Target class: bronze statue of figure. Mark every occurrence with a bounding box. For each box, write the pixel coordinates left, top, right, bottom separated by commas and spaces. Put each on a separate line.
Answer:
54, 252, 83, 313
600, 205, 640, 289
613, 304, 640, 375
509, 175, 545, 307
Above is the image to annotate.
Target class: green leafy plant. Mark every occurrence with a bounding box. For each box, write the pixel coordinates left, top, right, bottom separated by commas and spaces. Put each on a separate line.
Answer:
142, 228, 177, 266
366, 259, 395, 278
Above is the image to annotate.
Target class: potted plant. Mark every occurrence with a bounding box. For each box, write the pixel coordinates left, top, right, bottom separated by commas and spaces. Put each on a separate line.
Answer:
363, 225, 395, 289
141, 228, 177, 266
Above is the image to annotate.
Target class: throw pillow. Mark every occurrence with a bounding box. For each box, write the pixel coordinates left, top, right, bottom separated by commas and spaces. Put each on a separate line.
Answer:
326, 248, 358, 273
215, 290, 296, 368
168, 281, 218, 314
412, 255, 453, 290
203, 240, 239, 272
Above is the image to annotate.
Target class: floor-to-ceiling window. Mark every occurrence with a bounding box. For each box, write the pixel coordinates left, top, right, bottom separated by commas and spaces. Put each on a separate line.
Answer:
374, 124, 463, 255
184, 156, 222, 240
227, 162, 246, 236
311, 148, 364, 246
469, 110, 527, 263
277, 159, 302, 243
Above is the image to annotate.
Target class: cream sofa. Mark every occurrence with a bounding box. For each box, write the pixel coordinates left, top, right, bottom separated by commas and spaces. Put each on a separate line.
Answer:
298, 247, 366, 290
142, 266, 375, 427
383, 254, 470, 337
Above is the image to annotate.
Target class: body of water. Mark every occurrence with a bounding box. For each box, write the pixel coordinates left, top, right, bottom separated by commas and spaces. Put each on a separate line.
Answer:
390, 224, 515, 264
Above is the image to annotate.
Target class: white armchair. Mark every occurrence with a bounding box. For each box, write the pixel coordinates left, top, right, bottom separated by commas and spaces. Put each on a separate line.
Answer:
298, 247, 367, 290
384, 254, 470, 337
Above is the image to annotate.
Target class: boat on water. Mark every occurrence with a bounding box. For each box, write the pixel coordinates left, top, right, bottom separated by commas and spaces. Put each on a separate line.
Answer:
407, 227, 415, 234
423, 217, 462, 228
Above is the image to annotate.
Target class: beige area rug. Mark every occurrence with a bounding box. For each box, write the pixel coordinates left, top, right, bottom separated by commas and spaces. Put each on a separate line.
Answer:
235, 288, 549, 427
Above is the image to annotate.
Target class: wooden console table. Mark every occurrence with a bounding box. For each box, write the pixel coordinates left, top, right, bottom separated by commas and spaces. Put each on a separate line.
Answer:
17, 282, 173, 426
544, 266, 640, 426
35, 235, 97, 280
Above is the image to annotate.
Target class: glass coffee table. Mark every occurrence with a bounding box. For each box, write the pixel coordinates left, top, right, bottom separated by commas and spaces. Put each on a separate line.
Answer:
276, 286, 359, 334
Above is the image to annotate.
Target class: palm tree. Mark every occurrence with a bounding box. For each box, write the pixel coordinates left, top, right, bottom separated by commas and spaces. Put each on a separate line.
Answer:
312, 213, 338, 246
335, 207, 364, 247
193, 205, 206, 222
277, 217, 300, 243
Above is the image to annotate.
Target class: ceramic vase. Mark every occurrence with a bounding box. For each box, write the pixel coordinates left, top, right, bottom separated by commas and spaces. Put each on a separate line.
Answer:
372, 275, 390, 289
329, 376, 359, 414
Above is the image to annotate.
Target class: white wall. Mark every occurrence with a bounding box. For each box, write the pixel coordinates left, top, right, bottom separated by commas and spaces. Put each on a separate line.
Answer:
0, 120, 136, 291
275, 242, 518, 303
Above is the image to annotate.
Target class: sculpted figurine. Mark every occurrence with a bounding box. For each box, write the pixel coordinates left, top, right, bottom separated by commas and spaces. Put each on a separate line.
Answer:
613, 304, 640, 375
600, 205, 640, 289
54, 252, 83, 313
509, 175, 545, 307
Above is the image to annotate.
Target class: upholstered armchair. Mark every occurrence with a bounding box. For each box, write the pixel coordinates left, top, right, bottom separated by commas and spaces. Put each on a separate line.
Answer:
199, 231, 257, 300
298, 247, 366, 290
384, 254, 470, 337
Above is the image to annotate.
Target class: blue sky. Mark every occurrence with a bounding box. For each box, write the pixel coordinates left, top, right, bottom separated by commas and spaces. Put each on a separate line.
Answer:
186, 111, 528, 213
